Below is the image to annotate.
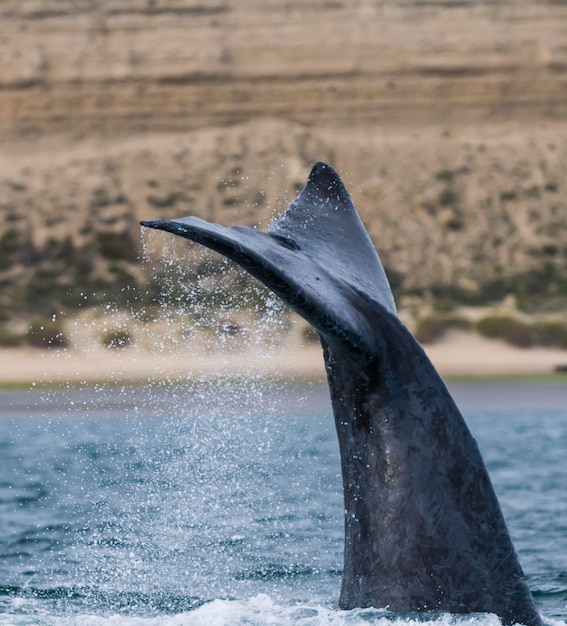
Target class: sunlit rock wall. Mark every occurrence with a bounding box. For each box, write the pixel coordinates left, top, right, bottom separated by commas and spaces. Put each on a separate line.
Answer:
1, 0, 566, 318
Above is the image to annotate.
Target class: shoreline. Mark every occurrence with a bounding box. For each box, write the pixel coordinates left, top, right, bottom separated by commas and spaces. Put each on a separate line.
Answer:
2, 331, 567, 388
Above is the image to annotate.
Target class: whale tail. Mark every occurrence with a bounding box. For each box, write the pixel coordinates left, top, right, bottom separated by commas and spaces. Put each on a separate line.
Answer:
140, 162, 395, 355
140, 162, 541, 626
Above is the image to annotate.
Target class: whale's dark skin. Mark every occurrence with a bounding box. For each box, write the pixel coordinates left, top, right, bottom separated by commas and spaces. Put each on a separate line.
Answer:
141, 162, 541, 626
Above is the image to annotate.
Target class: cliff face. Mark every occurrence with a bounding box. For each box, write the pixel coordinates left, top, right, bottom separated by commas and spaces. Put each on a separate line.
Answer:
2, 0, 567, 137
1, 0, 566, 319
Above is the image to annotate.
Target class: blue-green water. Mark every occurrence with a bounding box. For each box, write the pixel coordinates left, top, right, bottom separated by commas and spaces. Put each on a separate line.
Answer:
0, 381, 566, 626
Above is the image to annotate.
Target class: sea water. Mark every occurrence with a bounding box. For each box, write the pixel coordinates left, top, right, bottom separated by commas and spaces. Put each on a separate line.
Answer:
0, 381, 566, 626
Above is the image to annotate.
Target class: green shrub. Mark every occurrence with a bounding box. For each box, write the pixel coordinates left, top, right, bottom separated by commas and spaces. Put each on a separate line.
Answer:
414, 315, 472, 345
27, 318, 69, 349
531, 321, 567, 349
500, 190, 518, 202
101, 329, 133, 349
435, 169, 455, 183
443, 213, 465, 231
147, 192, 180, 208
476, 315, 533, 348
545, 181, 558, 193
439, 188, 458, 207
301, 324, 320, 344
414, 316, 450, 344
432, 298, 456, 313
96, 231, 138, 262
0, 325, 25, 347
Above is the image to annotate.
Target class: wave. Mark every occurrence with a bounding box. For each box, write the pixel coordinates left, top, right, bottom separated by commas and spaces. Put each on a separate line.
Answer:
1, 594, 564, 626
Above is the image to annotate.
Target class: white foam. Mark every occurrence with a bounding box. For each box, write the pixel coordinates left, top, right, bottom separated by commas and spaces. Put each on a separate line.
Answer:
2, 595, 557, 626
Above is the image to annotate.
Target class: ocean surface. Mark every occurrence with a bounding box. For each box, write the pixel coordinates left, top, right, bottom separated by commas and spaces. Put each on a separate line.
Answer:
0, 380, 566, 626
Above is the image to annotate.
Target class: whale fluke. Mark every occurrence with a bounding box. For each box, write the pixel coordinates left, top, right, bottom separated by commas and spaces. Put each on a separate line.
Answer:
141, 162, 541, 626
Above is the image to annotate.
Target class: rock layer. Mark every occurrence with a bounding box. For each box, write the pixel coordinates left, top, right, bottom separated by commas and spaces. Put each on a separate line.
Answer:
2, 0, 567, 138
1, 0, 566, 318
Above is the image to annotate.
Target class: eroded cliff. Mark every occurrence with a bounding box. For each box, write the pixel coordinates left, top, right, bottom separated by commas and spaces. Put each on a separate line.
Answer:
1, 0, 566, 321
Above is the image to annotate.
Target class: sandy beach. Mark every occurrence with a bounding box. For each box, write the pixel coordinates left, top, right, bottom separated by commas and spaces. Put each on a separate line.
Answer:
2, 330, 567, 387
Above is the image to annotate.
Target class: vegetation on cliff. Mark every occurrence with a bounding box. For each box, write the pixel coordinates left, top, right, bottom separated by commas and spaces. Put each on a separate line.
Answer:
0, 0, 566, 343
